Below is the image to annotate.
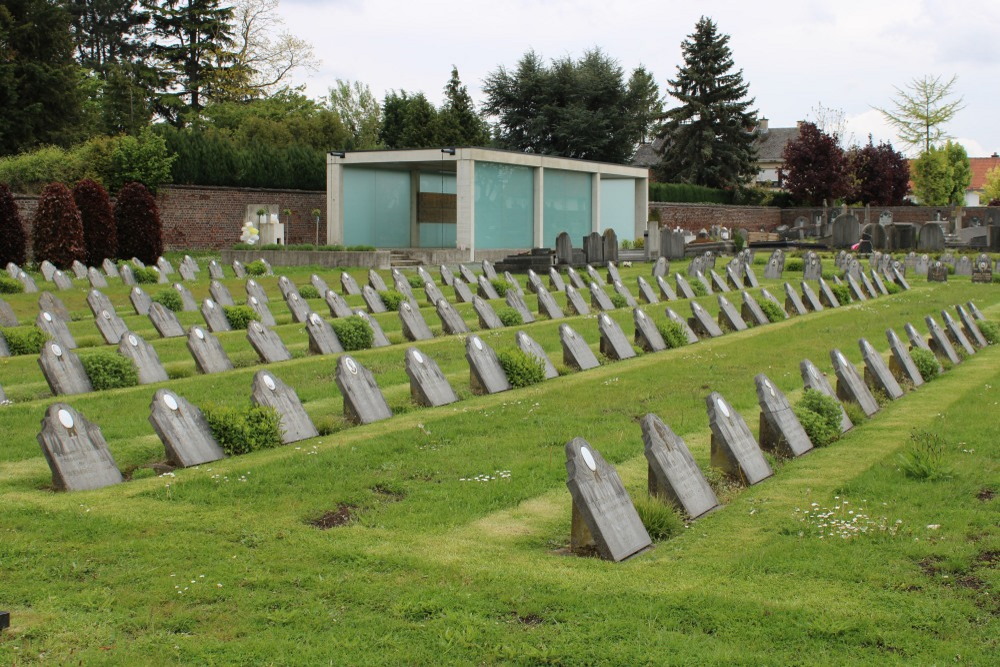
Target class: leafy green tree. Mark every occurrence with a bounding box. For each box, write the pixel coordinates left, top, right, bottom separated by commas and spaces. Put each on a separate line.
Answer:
438, 66, 489, 146
781, 122, 850, 205
626, 66, 662, 144
876, 75, 964, 154
944, 140, 971, 204
327, 80, 383, 149
654, 17, 758, 189
846, 136, 910, 206
379, 91, 440, 149
911, 146, 953, 206
109, 127, 176, 192
982, 166, 1000, 205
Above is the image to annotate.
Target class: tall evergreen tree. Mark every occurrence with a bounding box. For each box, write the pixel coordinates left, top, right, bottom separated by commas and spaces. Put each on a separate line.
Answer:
654, 17, 757, 189
379, 91, 440, 149
626, 66, 662, 144
438, 67, 489, 146
73, 178, 118, 265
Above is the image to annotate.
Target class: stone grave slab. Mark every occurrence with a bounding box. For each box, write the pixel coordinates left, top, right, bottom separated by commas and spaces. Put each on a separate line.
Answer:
209, 280, 235, 307
504, 271, 524, 296
892, 264, 910, 290
687, 256, 704, 277
928, 260, 948, 282
675, 273, 696, 300
245, 278, 268, 304
208, 260, 224, 280
689, 301, 723, 338
156, 257, 174, 275
178, 262, 196, 282
566, 437, 651, 562
846, 258, 862, 281
972, 257, 992, 284
458, 264, 477, 285
436, 299, 468, 335
101, 258, 118, 278
399, 301, 434, 341
548, 267, 566, 293
566, 266, 586, 289
325, 289, 353, 318
95, 310, 128, 345
247, 295, 276, 327
562, 284, 589, 316
284, 292, 311, 324
505, 289, 536, 322
941, 311, 975, 355
39, 292, 70, 321
481, 260, 498, 281
37, 404, 122, 491
306, 312, 343, 355
783, 282, 808, 315
925, 315, 960, 364
655, 275, 677, 301
914, 254, 929, 275
130, 257, 145, 268
187, 326, 232, 373
641, 414, 719, 519
726, 265, 746, 291
633, 308, 665, 352
710, 269, 730, 293
755, 374, 813, 457
603, 230, 619, 264
417, 266, 435, 286
118, 332, 167, 384
525, 269, 543, 294
71, 260, 88, 279
955, 256, 972, 276
182, 255, 199, 274
535, 284, 564, 319
129, 286, 152, 315
800, 281, 823, 312
706, 392, 773, 485
516, 330, 558, 379
956, 305, 987, 348
800, 358, 852, 432
760, 288, 788, 319
831, 349, 880, 417
606, 261, 622, 285
598, 312, 636, 360
904, 322, 935, 356
87, 289, 115, 318
717, 295, 747, 332
247, 320, 291, 363
424, 280, 445, 306
636, 276, 658, 304
870, 270, 889, 296
660, 230, 685, 260
474, 295, 503, 329
439, 264, 455, 287
405, 347, 458, 407
339, 271, 361, 296
589, 281, 614, 312
466, 335, 511, 394
886, 328, 923, 387
859, 271, 878, 299
652, 257, 669, 279
0, 298, 18, 327
87, 267, 107, 288
846, 274, 867, 301
555, 231, 573, 265
200, 298, 230, 332
40, 260, 57, 281
172, 283, 198, 311
251, 371, 318, 444
311, 273, 331, 295
560, 324, 599, 371
967, 301, 985, 320
38, 342, 92, 395
740, 291, 769, 326
695, 270, 714, 295
743, 265, 759, 288
586, 264, 603, 285
149, 389, 224, 467
453, 278, 474, 304
477, 275, 500, 300
17, 270, 37, 293
37, 311, 76, 348
354, 310, 390, 348
859, 338, 904, 400
612, 281, 638, 308
803, 252, 822, 281
666, 307, 699, 344
365, 269, 386, 293
277, 275, 297, 299
391, 270, 414, 300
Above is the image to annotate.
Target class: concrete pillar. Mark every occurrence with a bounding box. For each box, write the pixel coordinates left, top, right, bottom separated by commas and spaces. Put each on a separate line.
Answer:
456, 159, 475, 261
409, 169, 420, 248
326, 159, 344, 245
634, 176, 649, 241
591, 173, 601, 233
534, 167, 545, 248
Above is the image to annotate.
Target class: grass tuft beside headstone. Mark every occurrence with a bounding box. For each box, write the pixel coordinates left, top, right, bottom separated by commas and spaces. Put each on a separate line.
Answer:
497, 348, 545, 388
202, 403, 282, 456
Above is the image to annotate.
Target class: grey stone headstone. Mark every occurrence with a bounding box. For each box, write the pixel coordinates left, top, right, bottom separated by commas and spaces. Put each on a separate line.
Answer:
149, 389, 224, 467
285, 292, 311, 324
17, 270, 37, 293
689, 301, 723, 338
892, 265, 910, 290
182, 255, 199, 274
516, 330, 558, 379
660, 229, 685, 260
904, 321, 935, 357
131, 257, 145, 269
6, 261, 20, 278
417, 266, 435, 286
586, 264, 603, 285
187, 326, 232, 373
0, 297, 17, 326
504, 271, 524, 296
201, 298, 231, 332
655, 275, 677, 301
405, 347, 458, 407
764, 257, 783, 280
156, 257, 174, 275
755, 374, 813, 457
800, 281, 823, 312
399, 301, 434, 341
652, 257, 669, 279
436, 298, 468, 335
334, 272, 358, 296
458, 264, 477, 285
476, 275, 500, 300
924, 315, 960, 364
37, 310, 76, 349
305, 274, 328, 297
453, 278, 474, 303
209, 281, 234, 307
37, 403, 122, 491
95, 309, 128, 345
831, 214, 861, 248
260, 259, 274, 276
149, 303, 185, 338
831, 348, 879, 417
743, 265, 760, 289
178, 262, 196, 282
612, 281, 638, 308
481, 259, 498, 281
740, 290, 769, 326
886, 328, 924, 388
39, 291, 70, 321
589, 281, 615, 311
817, 278, 840, 308
717, 294, 747, 332
245, 278, 268, 304
535, 284, 564, 320
40, 260, 57, 281
563, 284, 590, 316
706, 392, 773, 485
439, 264, 455, 287
560, 323, 599, 371
251, 371, 318, 444
247, 320, 291, 363
846, 274, 867, 302
859, 338, 903, 400
172, 283, 198, 311
548, 267, 566, 293
325, 289, 353, 318
940, 252, 955, 267
566, 266, 586, 289
584, 233, 604, 265
87, 267, 107, 288
914, 254, 929, 275
803, 252, 822, 281
728, 264, 749, 291
87, 289, 115, 318
466, 334, 511, 394
526, 269, 544, 294
633, 307, 665, 352
636, 276, 658, 305
505, 289, 536, 323
393, 274, 416, 304
247, 295, 276, 326
917, 223, 945, 251
870, 270, 889, 296
130, 286, 152, 315
118, 331, 167, 384
846, 258, 862, 281
967, 301, 985, 321
277, 275, 297, 299
759, 288, 788, 319
641, 414, 719, 519
424, 280, 445, 306
972, 258, 993, 284
555, 231, 573, 265
606, 261, 622, 285
353, 310, 390, 348
783, 282, 808, 316
674, 273, 696, 300
38, 342, 92, 395
941, 311, 975, 356
800, 358, 852, 432
665, 307, 699, 344
711, 269, 729, 293
598, 312, 635, 360
602, 229, 619, 264
305, 311, 343, 355
694, 270, 714, 295
956, 305, 987, 348
71, 260, 88, 279
367, 269, 388, 293
473, 295, 503, 329
208, 260, 224, 280
859, 271, 878, 299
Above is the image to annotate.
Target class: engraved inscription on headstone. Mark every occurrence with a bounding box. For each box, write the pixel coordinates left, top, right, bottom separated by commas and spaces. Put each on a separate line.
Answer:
755, 374, 813, 457
38, 342, 92, 395
149, 389, 225, 467
251, 371, 318, 443
830, 349, 880, 417
927, 260, 948, 282
405, 348, 458, 407
246, 320, 291, 363
641, 414, 719, 519
118, 332, 168, 384
706, 392, 773, 485
560, 323, 599, 371
37, 404, 122, 491
336, 355, 393, 425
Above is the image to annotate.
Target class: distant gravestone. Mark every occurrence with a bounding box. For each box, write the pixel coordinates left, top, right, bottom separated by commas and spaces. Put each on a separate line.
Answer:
830, 349, 879, 417
555, 231, 573, 265
706, 392, 773, 485
285, 292, 311, 324
800, 358, 852, 432
247, 295, 276, 326
612, 281, 638, 308
548, 267, 566, 293
305, 312, 343, 355
740, 291, 769, 326
598, 312, 635, 360
0, 298, 16, 326
674, 273, 696, 300
325, 289, 353, 318
245, 278, 268, 304
656, 275, 677, 301
636, 276, 658, 305
439, 264, 455, 287
37, 311, 76, 349
361, 285, 387, 313
956, 305, 987, 348
149, 303, 184, 338
156, 257, 174, 275
589, 282, 615, 312
130, 286, 152, 315
652, 257, 669, 279
724, 265, 742, 291
602, 229, 619, 264
859, 338, 904, 400
660, 229, 685, 260
39, 292, 70, 321
803, 252, 822, 280
505, 289, 536, 322
504, 271, 524, 296
178, 262, 196, 282
755, 373, 813, 457
453, 278, 474, 304
870, 270, 889, 296
37, 404, 122, 491
17, 270, 37, 293
831, 213, 861, 247
466, 335, 511, 394
458, 264, 477, 285
633, 307, 665, 352
71, 260, 88, 279
583, 232, 604, 265
972, 257, 993, 284
566, 266, 586, 289
689, 301, 723, 338
516, 330, 558, 379
399, 301, 433, 341
918, 223, 945, 251
247, 321, 290, 363
846, 274, 868, 301
336, 355, 392, 425
87, 289, 115, 318
119, 332, 168, 384
886, 328, 923, 388
716, 295, 747, 332
87, 267, 107, 288
925, 315, 960, 365
405, 347, 458, 407
131, 257, 145, 269
764, 256, 783, 280
173, 283, 198, 311
740, 265, 760, 289
436, 298, 468, 335
563, 284, 590, 316
641, 414, 719, 519
526, 269, 544, 294
606, 261, 622, 286
424, 280, 445, 306
712, 269, 730, 293
208, 260, 224, 280
565, 437, 651, 562
476, 275, 500, 300
846, 258, 861, 281
209, 281, 235, 307
365, 269, 386, 293
817, 278, 840, 308
859, 271, 878, 299
5, 262, 18, 279
914, 254, 929, 275
94, 309, 128, 345
38, 342, 92, 395
336, 272, 359, 296
187, 326, 232, 374
40, 260, 57, 281
149, 389, 224, 467
560, 323, 599, 371
800, 281, 823, 312
586, 264, 602, 285
200, 298, 230, 332
941, 311, 975, 356
760, 288, 787, 319
252, 371, 318, 444
482, 259, 498, 281
473, 295, 503, 329
277, 275, 298, 299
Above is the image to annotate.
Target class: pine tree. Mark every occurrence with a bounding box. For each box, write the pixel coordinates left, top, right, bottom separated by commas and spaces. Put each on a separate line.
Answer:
654, 17, 757, 189
33, 183, 86, 269
115, 182, 163, 264
73, 179, 118, 265
781, 122, 850, 206
439, 67, 490, 146
0, 184, 27, 266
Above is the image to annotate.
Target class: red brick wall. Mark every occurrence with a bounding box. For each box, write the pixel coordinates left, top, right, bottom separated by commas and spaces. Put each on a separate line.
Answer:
778, 205, 992, 227
650, 202, 783, 232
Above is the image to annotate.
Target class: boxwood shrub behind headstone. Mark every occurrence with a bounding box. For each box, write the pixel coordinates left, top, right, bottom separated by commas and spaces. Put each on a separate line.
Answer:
81, 352, 139, 390
201, 403, 282, 456
0, 325, 48, 355
223, 305, 261, 329
330, 315, 374, 351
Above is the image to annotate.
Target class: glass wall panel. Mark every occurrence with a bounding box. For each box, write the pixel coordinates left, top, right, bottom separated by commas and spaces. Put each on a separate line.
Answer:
542, 169, 591, 248
474, 162, 533, 249
600, 179, 636, 242
343, 167, 410, 247
419, 172, 457, 248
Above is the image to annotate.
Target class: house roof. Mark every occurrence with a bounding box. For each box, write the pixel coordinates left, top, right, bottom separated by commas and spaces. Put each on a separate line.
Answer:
970, 156, 1000, 190
755, 126, 801, 163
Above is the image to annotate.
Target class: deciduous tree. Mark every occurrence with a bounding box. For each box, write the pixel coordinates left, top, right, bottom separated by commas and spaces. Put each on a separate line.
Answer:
875, 74, 964, 154
846, 137, 909, 206
33, 183, 86, 268
73, 178, 118, 265
911, 145, 952, 206
781, 122, 850, 206
327, 80, 383, 150
0, 184, 27, 266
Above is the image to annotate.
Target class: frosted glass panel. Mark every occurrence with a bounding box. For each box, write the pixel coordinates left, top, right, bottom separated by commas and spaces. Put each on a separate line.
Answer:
343, 167, 410, 248
543, 169, 591, 248
419, 172, 456, 194
474, 162, 533, 249
419, 224, 456, 248
600, 179, 636, 242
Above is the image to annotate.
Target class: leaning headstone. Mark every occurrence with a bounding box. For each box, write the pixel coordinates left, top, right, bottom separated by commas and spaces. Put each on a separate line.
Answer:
187, 326, 232, 374
760, 288, 788, 319
424, 280, 445, 306
846, 273, 868, 301
128, 286, 151, 316
563, 284, 590, 316
755, 374, 813, 457
392, 270, 414, 301
966, 301, 985, 321
338, 272, 360, 296
40, 260, 57, 281
740, 291, 769, 326
711, 269, 730, 294
439, 264, 455, 287
726, 265, 745, 291
37, 311, 76, 349
560, 324, 600, 371
481, 259, 498, 281
247, 295, 276, 327
652, 257, 669, 279
156, 256, 174, 276
251, 371, 318, 444
956, 305, 987, 348
859, 271, 878, 299
6, 261, 19, 279
87, 267, 107, 288
588, 281, 615, 312
783, 282, 808, 316
17, 270, 37, 293
476, 275, 500, 300
565, 437, 651, 562
453, 278, 474, 304
566, 266, 586, 289
245, 278, 268, 304
803, 252, 822, 281
506, 289, 536, 323
656, 275, 677, 301
39, 292, 70, 321
716, 295, 747, 332
354, 310, 390, 348
941, 311, 975, 356
675, 273, 696, 300
612, 281, 638, 308
305, 274, 328, 297
458, 264, 477, 285
633, 308, 665, 352
117, 330, 167, 384
548, 267, 566, 293
555, 231, 573, 265
503, 271, 524, 296
925, 315, 960, 364
830, 349, 880, 417
706, 392, 773, 485
37, 404, 122, 491
210, 281, 235, 307
366, 269, 387, 293
598, 312, 635, 360
466, 335, 511, 394
38, 342, 92, 395
665, 307, 699, 344
284, 292, 311, 324
277, 275, 298, 299
525, 269, 544, 294
436, 298, 468, 335
87, 289, 115, 318
148, 389, 224, 467
904, 322, 935, 358
892, 265, 910, 290
325, 289, 353, 318
886, 328, 923, 388
208, 260, 224, 280
870, 270, 889, 296
94, 309, 128, 345
473, 295, 503, 329
172, 283, 198, 311
516, 331, 558, 379
800, 359, 852, 432
247, 321, 291, 363
606, 261, 622, 286
636, 276, 658, 305
71, 260, 88, 279
696, 270, 715, 295
817, 278, 840, 308
399, 301, 433, 341
859, 338, 904, 400
305, 312, 343, 355
641, 414, 719, 519
0, 298, 18, 327
405, 348, 458, 407
586, 264, 603, 285
178, 262, 196, 282
417, 266, 435, 287
800, 281, 823, 312
689, 301, 723, 338
131, 257, 145, 269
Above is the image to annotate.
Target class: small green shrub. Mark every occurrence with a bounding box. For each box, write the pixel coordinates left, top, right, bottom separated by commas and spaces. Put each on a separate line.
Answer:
992, 274, 1000, 284
793, 389, 842, 447
406, 274, 423, 288
245, 259, 267, 276
134, 266, 159, 284
0, 276, 23, 293
945, 264, 955, 275
152, 289, 182, 312
620, 239, 633, 250
732, 233, 746, 253
81, 352, 138, 390
842, 401, 867, 425
490, 278, 509, 297
909, 348, 940, 382
346, 244, 375, 251
224, 305, 261, 329
496, 307, 522, 327
830, 283, 852, 305
284, 244, 315, 251
318, 244, 344, 251
378, 289, 405, 310
977, 320, 999, 345
633, 237, 645, 250
633, 494, 685, 541
785, 258, 804, 272
610, 292, 629, 308
883, 280, 901, 295
690, 280, 707, 297
259, 243, 281, 251
202, 403, 283, 456
758, 298, 784, 323
298, 284, 320, 299
897, 430, 952, 481
497, 348, 545, 388
330, 315, 374, 351
232, 243, 254, 250
0, 325, 48, 355
753, 255, 768, 265
657, 320, 689, 349
821, 270, 836, 280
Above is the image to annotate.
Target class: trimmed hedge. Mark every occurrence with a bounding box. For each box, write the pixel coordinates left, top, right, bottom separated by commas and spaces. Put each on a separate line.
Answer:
33, 182, 86, 269
330, 315, 374, 351
115, 182, 162, 265
73, 178, 117, 266
81, 353, 138, 390
0, 183, 26, 266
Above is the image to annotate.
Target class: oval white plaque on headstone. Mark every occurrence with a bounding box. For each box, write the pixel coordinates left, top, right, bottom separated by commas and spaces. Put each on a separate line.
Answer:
291, 294, 298, 301
637, 310, 645, 320
206, 299, 215, 309
403, 303, 411, 311
764, 379, 775, 397
346, 357, 358, 375
413, 350, 424, 364
128, 334, 138, 346
51, 343, 63, 357
43, 312, 52, 322
580, 446, 597, 472
263, 374, 276, 391
309, 313, 321, 325
194, 327, 205, 340
252, 322, 263, 332
693, 303, 701, 312
615, 281, 622, 288
102, 310, 111, 319
164, 394, 179, 411
473, 337, 483, 351
602, 314, 611, 324
175, 284, 182, 292
717, 398, 730, 418
57, 409, 74, 429
250, 297, 258, 305
134, 287, 141, 294
248, 279, 256, 286
92, 289, 99, 296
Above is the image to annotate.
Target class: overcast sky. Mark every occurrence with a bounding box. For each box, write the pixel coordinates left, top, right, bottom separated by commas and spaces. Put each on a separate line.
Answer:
279, 0, 999, 157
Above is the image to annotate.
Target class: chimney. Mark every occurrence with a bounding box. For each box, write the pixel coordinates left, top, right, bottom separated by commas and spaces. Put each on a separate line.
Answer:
992, 152, 999, 158
758, 118, 769, 133
796, 120, 805, 129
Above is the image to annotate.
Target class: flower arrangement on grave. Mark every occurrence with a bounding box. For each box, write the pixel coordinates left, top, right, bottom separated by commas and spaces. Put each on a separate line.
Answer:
240, 221, 259, 245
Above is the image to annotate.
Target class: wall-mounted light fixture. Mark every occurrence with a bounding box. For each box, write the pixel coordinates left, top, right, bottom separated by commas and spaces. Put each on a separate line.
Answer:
441, 148, 456, 155
329, 151, 346, 158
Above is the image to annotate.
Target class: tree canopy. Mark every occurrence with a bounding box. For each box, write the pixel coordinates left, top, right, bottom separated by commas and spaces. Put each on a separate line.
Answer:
781, 122, 850, 206
876, 74, 964, 154
846, 137, 910, 206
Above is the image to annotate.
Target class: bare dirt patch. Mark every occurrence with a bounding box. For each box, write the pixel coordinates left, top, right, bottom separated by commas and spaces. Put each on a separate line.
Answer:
309, 504, 356, 529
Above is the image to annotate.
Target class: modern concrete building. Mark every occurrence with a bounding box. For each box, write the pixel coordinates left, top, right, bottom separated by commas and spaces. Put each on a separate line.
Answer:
326, 147, 649, 261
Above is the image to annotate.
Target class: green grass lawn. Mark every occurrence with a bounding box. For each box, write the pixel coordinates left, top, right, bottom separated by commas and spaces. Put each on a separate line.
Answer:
0, 255, 997, 664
